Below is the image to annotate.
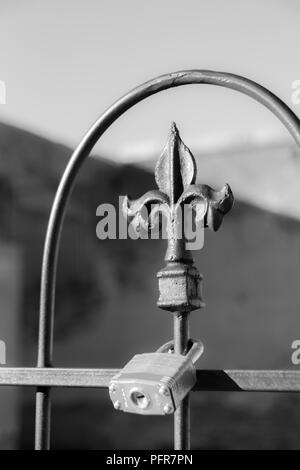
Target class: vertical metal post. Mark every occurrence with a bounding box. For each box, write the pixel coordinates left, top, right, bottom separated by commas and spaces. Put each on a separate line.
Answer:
174, 313, 190, 450
35, 236, 56, 449
35, 387, 51, 449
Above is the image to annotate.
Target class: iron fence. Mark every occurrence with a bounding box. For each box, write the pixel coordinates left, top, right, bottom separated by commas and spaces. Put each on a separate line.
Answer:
0, 70, 300, 450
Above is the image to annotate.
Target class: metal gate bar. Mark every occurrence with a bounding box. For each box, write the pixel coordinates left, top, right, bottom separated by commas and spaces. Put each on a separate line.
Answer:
1, 368, 300, 391
174, 313, 190, 449
3, 70, 299, 450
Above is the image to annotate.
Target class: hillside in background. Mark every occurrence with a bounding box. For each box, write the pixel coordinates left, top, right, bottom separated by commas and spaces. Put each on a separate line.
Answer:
0, 122, 300, 448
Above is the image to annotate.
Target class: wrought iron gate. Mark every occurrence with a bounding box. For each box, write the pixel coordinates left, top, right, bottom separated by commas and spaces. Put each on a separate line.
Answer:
1, 70, 300, 450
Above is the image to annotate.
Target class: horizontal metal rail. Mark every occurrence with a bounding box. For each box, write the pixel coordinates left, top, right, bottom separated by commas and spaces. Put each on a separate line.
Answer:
193, 370, 300, 392
0, 368, 118, 388
0, 368, 300, 392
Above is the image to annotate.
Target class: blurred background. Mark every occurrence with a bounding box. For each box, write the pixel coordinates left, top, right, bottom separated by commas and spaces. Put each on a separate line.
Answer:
1, 0, 300, 449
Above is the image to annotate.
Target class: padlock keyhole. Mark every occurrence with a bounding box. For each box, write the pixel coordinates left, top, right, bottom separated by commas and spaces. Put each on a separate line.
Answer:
130, 389, 151, 410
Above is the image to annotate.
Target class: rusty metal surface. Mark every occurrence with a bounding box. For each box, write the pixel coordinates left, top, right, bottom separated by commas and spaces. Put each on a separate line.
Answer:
36, 70, 300, 449
0, 368, 300, 391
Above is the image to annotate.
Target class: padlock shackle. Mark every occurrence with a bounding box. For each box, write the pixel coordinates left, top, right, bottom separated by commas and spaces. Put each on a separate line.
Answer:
156, 339, 203, 365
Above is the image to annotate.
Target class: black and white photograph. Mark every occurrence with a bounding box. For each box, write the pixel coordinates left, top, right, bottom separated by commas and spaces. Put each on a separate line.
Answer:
0, 0, 300, 456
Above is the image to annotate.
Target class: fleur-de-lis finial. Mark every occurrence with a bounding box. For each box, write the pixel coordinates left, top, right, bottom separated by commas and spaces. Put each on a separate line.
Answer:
123, 123, 234, 312
155, 122, 197, 205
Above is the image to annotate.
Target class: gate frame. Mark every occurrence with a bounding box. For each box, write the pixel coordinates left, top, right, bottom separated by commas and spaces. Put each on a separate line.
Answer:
1, 70, 300, 450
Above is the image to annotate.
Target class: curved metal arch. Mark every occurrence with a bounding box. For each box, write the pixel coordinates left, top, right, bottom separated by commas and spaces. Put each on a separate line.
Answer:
35, 69, 300, 449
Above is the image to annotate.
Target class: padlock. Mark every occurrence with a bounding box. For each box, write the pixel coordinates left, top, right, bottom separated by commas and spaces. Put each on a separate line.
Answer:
108, 339, 203, 415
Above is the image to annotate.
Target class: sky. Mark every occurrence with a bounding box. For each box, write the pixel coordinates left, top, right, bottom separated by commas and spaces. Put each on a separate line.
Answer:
0, 0, 300, 162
